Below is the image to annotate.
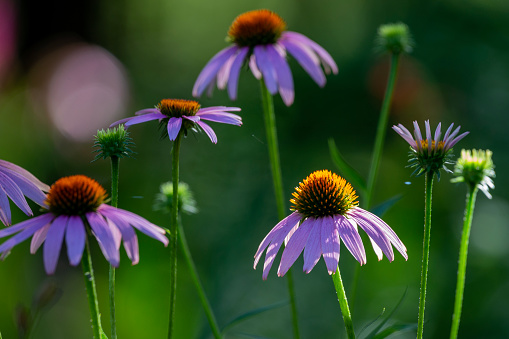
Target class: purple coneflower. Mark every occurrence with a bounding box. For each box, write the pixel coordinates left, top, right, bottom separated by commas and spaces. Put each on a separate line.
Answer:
110, 99, 241, 144
254, 170, 407, 280
0, 159, 49, 226
0, 175, 168, 274
392, 120, 469, 180
192, 9, 338, 106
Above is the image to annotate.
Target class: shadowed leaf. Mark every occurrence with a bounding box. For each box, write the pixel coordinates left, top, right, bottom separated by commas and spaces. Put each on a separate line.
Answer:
329, 138, 367, 193
221, 300, 288, 334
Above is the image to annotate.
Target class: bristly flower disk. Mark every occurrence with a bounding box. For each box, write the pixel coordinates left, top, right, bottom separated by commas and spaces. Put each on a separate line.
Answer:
254, 170, 407, 280
93, 125, 135, 161
375, 22, 413, 55
193, 9, 338, 106
0, 175, 168, 274
110, 99, 242, 144
392, 120, 469, 181
452, 149, 495, 199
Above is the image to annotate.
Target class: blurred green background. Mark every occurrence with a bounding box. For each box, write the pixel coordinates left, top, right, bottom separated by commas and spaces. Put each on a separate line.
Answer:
1, 0, 508, 338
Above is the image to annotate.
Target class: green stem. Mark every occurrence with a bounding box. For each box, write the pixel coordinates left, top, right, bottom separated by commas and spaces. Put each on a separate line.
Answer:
365, 53, 401, 208
260, 80, 300, 339
178, 223, 222, 338
82, 238, 103, 339
332, 266, 356, 339
449, 186, 478, 339
109, 156, 119, 339
417, 171, 434, 339
168, 131, 183, 339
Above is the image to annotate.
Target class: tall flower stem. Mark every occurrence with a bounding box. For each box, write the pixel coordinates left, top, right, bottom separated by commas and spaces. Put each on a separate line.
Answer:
178, 223, 222, 339
168, 131, 183, 339
260, 80, 300, 339
417, 171, 434, 339
449, 185, 478, 339
82, 238, 103, 339
109, 155, 119, 339
332, 266, 356, 339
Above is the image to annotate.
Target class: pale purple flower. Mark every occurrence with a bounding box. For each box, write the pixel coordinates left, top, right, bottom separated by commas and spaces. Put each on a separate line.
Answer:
0, 175, 168, 274
110, 98, 241, 144
254, 170, 407, 280
192, 9, 338, 106
0, 159, 49, 226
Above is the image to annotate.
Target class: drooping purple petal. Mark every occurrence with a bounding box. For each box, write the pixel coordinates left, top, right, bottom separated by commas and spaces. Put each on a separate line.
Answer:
0, 187, 11, 225
267, 44, 294, 106
108, 214, 140, 265
335, 215, 366, 265
196, 112, 242, 126
87, 212, 120, 267
134, 108, 160, 116
183, 115, 201, 123
110, 117, 135, 128
167, 117, 183, 141
198, 106, 242, 114
216, 52, 237, 90
193, 46, 239, 97
282, 31, 338, 74
254, 212, 301, 268
43, 215, 68, 274
66, 215, 86, 266
0, 160, 50, 192
0, 213, 53, 239
302, 219, 321, 274
196, 121, 217, 144
227, 47, 249, 100
1, 167, 47, 206
254, 45, 278, 94
321, 216, 340, 274
369, 238, 384, 261
278, 218, 316, 277
125, 112, 166, 127
281, 39, 326, 87
0, 215, 52, 259
30, 223, 50, 254
0, 171, 32, 216
249, 54, 262, 79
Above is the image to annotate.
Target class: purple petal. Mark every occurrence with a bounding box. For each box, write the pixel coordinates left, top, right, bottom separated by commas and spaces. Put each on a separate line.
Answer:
254, 45, 278, 94
434, 122, 442, 144
198, 106, 242, 114
108, 215, 140, 265
87, 212, 120, 267
443, 123, 455, 142
369, 238, 384, 261
321, 216, 340, 274
0, 187, 11, 225
216, 53, 237, 90
413, 121, 423, 152
196, 121, 217, 144
0, 171, 32, 216
249, 54, 262, 79
196, 112, 242, 126
425, 120, 432, 155
43, 216, 68, 274
282, 31, 338, 74
227, 47, 249, 100
125, 112, 166, 127
30, 223, 50, 254
0, 160, 49, 192
167, 117, 182, 141
335, 215, 366, 265
66, 215, 86, 266
0, 215, 51, 258
281, 39, 326, 87
302, 220, 321, 274
183, 115, 200, 123
446, 131, 469, 150
134, 108, 160, 116
1, 167, 47, 206
278, 218, 316, 277
0, 213, 53, 239
392, 124, 416, 149
267, 44, 294, 106
110, 117, 135, 128
193, 46, 239, 97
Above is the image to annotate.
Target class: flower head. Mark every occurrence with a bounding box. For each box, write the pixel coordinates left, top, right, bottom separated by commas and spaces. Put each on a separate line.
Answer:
452, 149, 495, 199
0, 160, 49, 226
154, 181, 198, 215
93, 125, 135, 160
392, 120, 469, 180
193, 9, 338, 106
375, 22, 413, 54
0, 175, 168, 274
254, 170, 407, 280
110, 99, 242, 144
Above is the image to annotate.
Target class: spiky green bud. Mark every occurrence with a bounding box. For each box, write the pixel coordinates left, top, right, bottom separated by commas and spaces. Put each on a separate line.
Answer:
376, 22, 413, 54
452, 149, 495, 198
154, 181, 198, 215
93, 125, 135, 160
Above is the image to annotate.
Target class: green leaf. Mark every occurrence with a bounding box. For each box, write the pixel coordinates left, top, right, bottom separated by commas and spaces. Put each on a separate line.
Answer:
328, 138, 367, 193
370, 194, 403, 217
371, 323, 417, 339
221, 300, 288, 334
364, 289, 407, 339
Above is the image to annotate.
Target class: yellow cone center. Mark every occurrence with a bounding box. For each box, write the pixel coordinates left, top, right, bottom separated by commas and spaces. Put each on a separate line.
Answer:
157, 99, 201, 118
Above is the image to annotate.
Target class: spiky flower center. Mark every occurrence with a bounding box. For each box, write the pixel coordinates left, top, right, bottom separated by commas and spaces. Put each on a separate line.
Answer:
228, 9, 287, 47
418, 139, 445, 153
46, 175, 107, 216
290, 170, 358, 218
157, 99, 201, 118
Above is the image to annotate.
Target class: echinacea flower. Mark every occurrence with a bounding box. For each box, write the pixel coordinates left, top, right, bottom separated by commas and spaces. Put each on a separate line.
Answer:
392, 120, 469, 180
254, 170, 407, 280
452, 149, 495, 199
0, 159, 49, 226
193, 9, 338, 106
0, 175, 168, 274
110, 99, 241, 144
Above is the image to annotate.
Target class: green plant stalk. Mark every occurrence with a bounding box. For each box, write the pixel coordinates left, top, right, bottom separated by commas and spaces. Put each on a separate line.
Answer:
82, 238, 103, 339
168, 131, 183, 339
449, 185, 478, 339
260, 80, 300, 339
109, 156, 119, 339
178, 222, 222, 338
417, 171, 434, 339
332, 266, 356, 339
365, 53, 401, 208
